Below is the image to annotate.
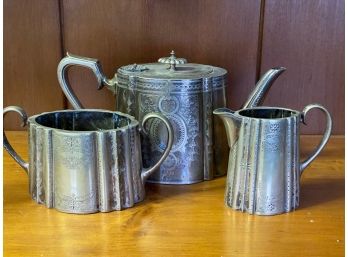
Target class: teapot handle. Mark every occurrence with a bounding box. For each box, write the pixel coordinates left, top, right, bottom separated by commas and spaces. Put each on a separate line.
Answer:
300, 103, 332, 174
3, 106, 29, 173
57, 53, 117, 109
141, 113, 174, 182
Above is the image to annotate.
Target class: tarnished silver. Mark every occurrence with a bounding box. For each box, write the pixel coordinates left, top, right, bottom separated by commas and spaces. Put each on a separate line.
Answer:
158, 50, 187, 70
3, 107, 173, 214
214, 77, 332, 215
57, 51, 230, 184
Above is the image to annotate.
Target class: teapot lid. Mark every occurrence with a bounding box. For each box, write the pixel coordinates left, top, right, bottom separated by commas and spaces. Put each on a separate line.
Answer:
118, 50, 224, 80
158, 50, 188, 66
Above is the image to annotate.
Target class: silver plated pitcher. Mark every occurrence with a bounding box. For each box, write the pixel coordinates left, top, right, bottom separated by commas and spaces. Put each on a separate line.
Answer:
57, 53, 287, 184
214, 74, 332, 215
3, 107, 173, 214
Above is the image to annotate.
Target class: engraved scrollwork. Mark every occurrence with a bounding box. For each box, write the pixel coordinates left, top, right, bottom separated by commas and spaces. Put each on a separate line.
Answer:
126, 76, 137, 114
121, 64, 149, 72
127, 80, 204, 94
108, 133, 121, 210
129, 126, 143, 202
139, 91, 203, 183
56, 136, 94, 169
269, 123, 280, 133
35, 130, 44, 203
117, 136, 126, 205
180, 94, 201, 163
139, 93, 159, 114
149, 114, 186, 152
261, 124, 282, 153
256, 194, 283, 214
55, 191, 96, 213
161, 153, 178, 170
159, 95, 179, 114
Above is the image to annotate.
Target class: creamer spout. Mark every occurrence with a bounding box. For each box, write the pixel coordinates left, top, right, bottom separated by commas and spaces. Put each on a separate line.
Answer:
213, 108, 242, 148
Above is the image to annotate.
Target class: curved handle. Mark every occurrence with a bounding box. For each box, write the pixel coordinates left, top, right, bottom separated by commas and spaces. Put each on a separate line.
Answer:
57, 52, 116, 109
141, 113, 174, 182
3, 106, 29, 173
300, 103, 332, 174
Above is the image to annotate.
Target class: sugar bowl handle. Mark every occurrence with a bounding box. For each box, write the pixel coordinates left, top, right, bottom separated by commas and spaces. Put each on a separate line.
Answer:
300, 103, 332, 174
57, 53, 117, 109
3, 106, 29, 173
140, 113, 174, 182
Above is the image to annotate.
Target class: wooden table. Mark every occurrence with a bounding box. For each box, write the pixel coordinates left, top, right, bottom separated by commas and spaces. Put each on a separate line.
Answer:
4, 132, 344, 257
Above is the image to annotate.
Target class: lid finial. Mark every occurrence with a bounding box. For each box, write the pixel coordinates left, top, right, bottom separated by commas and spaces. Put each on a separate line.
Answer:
158, 51, 187, 71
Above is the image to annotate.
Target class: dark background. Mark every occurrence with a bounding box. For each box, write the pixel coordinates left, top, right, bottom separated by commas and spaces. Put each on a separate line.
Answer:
4, 0, 344, 134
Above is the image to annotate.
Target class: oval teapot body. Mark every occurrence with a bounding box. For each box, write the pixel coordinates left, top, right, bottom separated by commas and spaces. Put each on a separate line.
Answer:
116, 73, 228, 184
57, 52, 229, 184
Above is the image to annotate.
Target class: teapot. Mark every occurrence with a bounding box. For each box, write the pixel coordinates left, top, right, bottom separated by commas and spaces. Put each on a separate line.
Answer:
57, 52, 285, 184
57, 51, 228, 184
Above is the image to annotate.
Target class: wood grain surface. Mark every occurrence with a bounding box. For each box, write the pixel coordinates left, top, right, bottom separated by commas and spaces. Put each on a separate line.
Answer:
4, 0, 64, 130
3, 132, 344, 257
260, 0, 344, 134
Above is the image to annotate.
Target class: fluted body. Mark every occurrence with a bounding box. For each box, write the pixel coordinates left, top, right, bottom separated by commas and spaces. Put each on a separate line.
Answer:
27, 110, 144, 213
4, 108, 173, 214
215, 105, 332, 215
225, 108, 301, 215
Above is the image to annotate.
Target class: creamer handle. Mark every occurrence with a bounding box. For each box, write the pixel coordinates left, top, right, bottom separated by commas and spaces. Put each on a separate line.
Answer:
141, 113, 174, 182
3, 106, 29, 173
57, 53, 117, 109
300, 104, 332, 174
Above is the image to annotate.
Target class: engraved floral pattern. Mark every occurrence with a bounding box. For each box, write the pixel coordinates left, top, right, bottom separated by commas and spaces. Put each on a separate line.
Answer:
56, 136, 94, 169
138, 91, 202, 182
159, 96, 179, 114
55, 191, 96, 213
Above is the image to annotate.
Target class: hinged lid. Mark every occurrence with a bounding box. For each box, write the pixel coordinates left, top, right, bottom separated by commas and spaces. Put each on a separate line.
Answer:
117, 50, 227, 92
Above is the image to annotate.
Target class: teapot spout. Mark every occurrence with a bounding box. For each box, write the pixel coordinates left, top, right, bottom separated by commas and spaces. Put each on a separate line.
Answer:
213, 108, 242, 148
242, 67, 286, 109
